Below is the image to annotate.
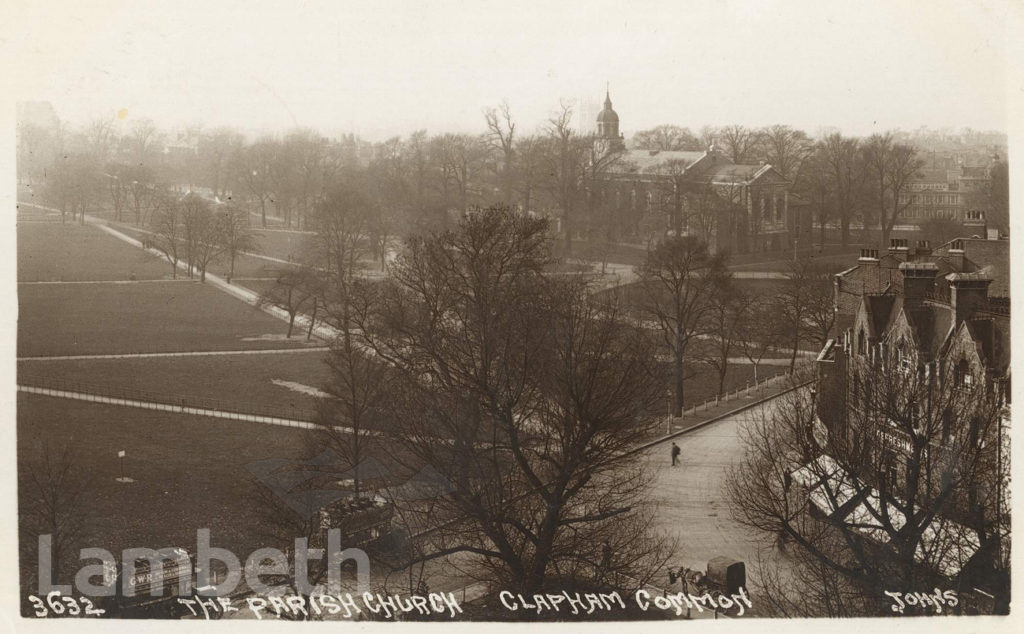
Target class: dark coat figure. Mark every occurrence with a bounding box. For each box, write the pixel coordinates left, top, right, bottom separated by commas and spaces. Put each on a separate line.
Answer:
671, 442, 681, 466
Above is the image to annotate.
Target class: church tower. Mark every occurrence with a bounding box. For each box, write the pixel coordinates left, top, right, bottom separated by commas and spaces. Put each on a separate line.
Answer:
596, 87, 624, 151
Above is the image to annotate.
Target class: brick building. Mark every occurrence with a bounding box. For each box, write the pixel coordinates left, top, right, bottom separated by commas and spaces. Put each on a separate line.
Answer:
809, 218, 1009, 596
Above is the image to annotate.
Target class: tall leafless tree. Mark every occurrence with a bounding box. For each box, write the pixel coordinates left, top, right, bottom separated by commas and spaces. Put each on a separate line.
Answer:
636, 236, 730, 416
352, 209, 673, 594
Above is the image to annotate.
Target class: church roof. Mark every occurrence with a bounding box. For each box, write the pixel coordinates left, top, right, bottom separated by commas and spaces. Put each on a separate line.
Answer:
613, 149, 706, 174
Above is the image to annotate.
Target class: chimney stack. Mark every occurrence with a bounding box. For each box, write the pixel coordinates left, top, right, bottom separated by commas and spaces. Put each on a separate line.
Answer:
858, 248, 880, 265
915, 239, 932, 258
964, 210, 986, 238
899, 261, 939, 305
888, 238, 910, 262
946, 272, 992, 324
946, 239, 965, 270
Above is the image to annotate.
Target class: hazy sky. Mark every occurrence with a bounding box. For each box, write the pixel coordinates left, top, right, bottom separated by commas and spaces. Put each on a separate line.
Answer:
8, 0, 1016, 140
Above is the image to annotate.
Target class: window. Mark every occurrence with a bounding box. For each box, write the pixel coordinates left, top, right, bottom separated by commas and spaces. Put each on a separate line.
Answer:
858, 329, 867, 356
955, 358, 972, 388
897, 337, 911, 372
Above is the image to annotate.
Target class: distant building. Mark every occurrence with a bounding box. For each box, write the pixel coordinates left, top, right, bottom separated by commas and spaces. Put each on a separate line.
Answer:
16, 101, 60, 131
897, 155, 1000, 224
590, 90, 794, 254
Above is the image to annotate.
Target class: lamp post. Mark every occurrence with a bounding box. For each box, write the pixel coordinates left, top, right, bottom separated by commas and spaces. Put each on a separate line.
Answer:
666, 389, 672, 434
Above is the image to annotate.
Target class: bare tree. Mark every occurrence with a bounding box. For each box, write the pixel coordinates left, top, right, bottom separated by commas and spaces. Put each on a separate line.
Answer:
880, 143, 924, 247
735, 295, 785, 384
180, 194, 225, 282
148, 191, 184, 277
631, 125, 702, 151
20, 441, 94, 596
198, 127, 245, 199
777, 255, 818, 373
759, 125, 812, 182
258, 266, 322, 338
354, 208, 673, 594
311, 181, 372, 341
317, 286, 393, 497
819, 133, 867, 247
126, 164, 155, 225
703, 286, 747, 397
636, 236, 730, 416
717, 124, 762, 164
237, 138, 277, 228
484, 101, 516, 203
511, 134, 545, 214
540, 103, 589, 254
728, 349, 1009, 614
217, 203, 260, 282
804, 265, 838, 349
795, 144, 835, 248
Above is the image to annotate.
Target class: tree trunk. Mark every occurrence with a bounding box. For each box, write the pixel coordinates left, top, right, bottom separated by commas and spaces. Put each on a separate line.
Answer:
673, 345, 684, 417
306, 298, 318, 341
789, 330, 800, 373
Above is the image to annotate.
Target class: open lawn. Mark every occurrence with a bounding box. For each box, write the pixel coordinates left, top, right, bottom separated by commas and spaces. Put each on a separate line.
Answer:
17, 393, 312, 580
250, 230, 316, 262
666, 362, 789, 411
18, 222, 173, 282
18, 350, 334, 419
18, 282, 320, 357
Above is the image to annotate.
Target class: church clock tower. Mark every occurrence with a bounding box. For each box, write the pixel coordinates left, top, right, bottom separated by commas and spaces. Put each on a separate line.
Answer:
595, 87, 625, 153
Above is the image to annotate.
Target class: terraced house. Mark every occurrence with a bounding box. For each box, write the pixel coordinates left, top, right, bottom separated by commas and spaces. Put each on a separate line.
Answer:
809, 216, 1009, 609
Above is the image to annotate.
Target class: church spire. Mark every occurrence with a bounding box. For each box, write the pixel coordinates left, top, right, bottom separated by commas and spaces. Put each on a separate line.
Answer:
604, 82, 612, 109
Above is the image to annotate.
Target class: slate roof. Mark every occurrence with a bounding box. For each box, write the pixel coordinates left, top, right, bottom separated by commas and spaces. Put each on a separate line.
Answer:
864, 294, 898, 338
611, 150, 707, 175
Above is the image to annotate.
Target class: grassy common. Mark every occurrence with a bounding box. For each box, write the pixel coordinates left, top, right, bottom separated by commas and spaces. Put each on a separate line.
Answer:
17, 282, 320, 357
18, 350, 333, 418
18, 222, 173, 282
18, 393, 312, 570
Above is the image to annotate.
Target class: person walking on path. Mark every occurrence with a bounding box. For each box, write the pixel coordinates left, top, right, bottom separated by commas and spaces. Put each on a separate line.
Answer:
671, 442, 681, 466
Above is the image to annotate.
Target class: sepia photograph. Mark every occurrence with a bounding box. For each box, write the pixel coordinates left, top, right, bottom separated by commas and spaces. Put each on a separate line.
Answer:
5, 0, 1020, 626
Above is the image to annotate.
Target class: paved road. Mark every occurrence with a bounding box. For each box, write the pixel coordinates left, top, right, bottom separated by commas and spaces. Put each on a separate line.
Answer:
642, 396, 792, 577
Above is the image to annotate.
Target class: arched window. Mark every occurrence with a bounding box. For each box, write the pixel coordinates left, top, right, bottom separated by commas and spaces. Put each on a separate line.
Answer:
955, 358, 972, 388
896, 337, 910, 372
858, 329, 867, 356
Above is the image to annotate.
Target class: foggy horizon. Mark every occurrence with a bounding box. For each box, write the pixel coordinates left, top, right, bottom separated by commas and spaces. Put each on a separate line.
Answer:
10, 0, 1012, 142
